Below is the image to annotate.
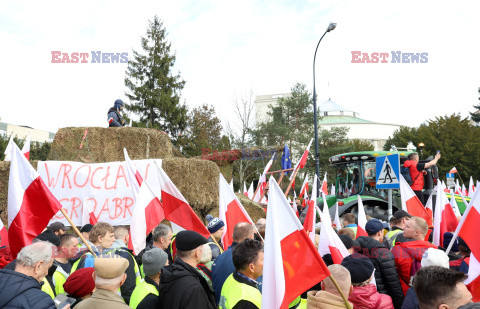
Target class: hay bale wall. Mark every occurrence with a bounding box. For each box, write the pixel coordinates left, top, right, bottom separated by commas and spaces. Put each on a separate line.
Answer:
48, 127, 176, 163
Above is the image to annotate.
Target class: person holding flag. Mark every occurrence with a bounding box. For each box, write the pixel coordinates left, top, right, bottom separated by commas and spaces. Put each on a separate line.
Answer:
403, 151, 441, 204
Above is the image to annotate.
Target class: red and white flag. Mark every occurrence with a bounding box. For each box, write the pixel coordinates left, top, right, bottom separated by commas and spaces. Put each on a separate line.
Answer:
425, 193, 434, 224
331, 184, 336, 196
229, 179, 234, 192
469, 176, 475, 197
318, 217, 349, 264
356, 195, 368, 238
262, 177, 330, 309
289, 138, 313, 182
0, 220, 8, 248
156, 164, 210, 239
303, 176, 317, 243
81, 199, 98, 226
321, 193, 332, 227
334, 202, 342, 231
320, 172, 328, 196
8, 144, 62, 258
450, 167, 458, 174
462, 184, 468, 197
124, 149, 165, 254
21, 136, 31, 160
449, 194, 462, 217
243, 182, 248, 196
247, 182, 254, 199
3, 135, 14, 161
253, 154, 275, 203
299, 176, 309, 199
433, 183, 458, 247
454, 189, 480, 301
399, 174, 433, 226
219, 174, 255, 250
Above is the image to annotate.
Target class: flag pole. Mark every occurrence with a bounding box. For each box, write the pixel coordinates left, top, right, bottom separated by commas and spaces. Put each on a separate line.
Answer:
60, 208, 97, 258
284, 166, 301, 197
328, 274, 352, 309
445, 189, 476, 255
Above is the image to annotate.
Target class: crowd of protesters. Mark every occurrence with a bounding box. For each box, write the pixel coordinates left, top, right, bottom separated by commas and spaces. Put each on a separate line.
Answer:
0, 207, 477, 309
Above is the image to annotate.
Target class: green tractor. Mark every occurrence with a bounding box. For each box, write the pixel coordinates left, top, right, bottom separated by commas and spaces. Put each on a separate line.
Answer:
319, 150, 469, 221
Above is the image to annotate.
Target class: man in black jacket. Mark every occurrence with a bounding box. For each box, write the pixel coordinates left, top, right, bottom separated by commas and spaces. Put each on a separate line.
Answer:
356, 219, 404, 309
0, 241, 56, 308
160, 230, 216, 309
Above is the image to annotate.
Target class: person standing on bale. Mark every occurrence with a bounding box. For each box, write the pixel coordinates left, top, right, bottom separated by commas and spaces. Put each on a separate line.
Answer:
107, 99, 125, 127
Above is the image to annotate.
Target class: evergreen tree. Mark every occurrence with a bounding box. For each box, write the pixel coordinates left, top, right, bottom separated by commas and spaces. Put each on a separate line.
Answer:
124, 15, 187, 142
470, 87, 480, 123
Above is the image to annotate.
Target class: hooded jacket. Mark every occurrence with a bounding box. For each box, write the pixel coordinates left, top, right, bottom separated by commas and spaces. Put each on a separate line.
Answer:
348, 284, 394, 309
160, 257, 216, 309
356, 236, 404, 309
307, 290, 353, 309
0, 269, 56, 309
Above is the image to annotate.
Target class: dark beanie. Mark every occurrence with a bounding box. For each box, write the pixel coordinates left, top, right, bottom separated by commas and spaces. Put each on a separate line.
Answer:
176, 230, 208, 251
64, 267, 95, 298
341, 254, 375, 283
34, 229, 60, 246
80, 224, 93, 233
207, 216, 225, 234
443, 232, 459, 253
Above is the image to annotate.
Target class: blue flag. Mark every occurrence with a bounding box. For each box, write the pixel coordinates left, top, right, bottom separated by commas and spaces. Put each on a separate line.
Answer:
281, 145, 292, 174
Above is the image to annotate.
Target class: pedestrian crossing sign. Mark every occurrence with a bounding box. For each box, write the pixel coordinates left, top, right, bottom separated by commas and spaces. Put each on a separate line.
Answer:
376, 154, 400, 189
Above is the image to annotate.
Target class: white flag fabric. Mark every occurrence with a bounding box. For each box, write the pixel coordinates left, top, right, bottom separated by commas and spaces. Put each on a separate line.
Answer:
3, 135, 14, 161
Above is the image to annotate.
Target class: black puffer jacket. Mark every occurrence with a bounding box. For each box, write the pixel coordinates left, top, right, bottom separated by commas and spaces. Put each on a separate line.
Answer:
160, 257, 216, 309
356, 236, 405, 309
0, 269, 56, 309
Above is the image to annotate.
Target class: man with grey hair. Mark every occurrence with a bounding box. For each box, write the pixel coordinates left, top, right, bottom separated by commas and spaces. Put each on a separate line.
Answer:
137, 223, 173, 272
75, 254, 130, 309
0, 241, 57, 308
307, 264, 354, 308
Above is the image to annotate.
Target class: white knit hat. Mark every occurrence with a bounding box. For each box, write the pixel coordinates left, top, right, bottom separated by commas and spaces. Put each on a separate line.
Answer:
421, 248, 449, 268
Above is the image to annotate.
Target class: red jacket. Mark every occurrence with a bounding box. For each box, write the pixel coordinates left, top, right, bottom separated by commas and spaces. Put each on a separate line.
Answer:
392, 240, 437, 294
348, 284, 394, 309
404, 160, 424, 191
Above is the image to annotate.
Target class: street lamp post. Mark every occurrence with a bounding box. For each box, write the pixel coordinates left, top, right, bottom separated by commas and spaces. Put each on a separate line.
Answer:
313, 22, 336, 196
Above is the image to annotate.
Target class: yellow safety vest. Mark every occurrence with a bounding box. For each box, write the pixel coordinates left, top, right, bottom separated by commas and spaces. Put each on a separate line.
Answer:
52, 266, 69, 295
386, 229, 403, 246
219, 274, 262, 309
289, 296, 302, 308
129, 280, 159, 309
347, 226, 357, 238
41, 277, 56, 299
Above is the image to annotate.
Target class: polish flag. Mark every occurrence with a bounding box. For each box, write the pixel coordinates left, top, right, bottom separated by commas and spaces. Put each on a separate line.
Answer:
399, 174, 433, 226
302, 191, 309, 208
262, 177, 330, 309
0, 220, 8, 248
320, 173, 328, 196
21, 136, 31, 160
229, 179, 234, 192
462, 184, 468, 197
243, 182, 248, 196
3, 136, 14, 161
334, 202, 342, 231
321, 193, 332, 227
8, 144, 62, 258
331, 184, 336, 196
81, 199, 98, 226
356, 195, 368, 238
469, 177, 475, 197
289, 138, 313, 182
219, 174, 254, 250
433, 183, 459, 247
455, 189, 480, 301
450, 167, 458, 174
293, 191, 299, 217
253, 154, 275, 202
449, 194, 462, 217
303, 176, 317, 243
318, 217, 349, 264
425, 193, 434, 224
299, 176, 309, 199
247, 182, 254, 199
156, 164, 210, 239
124, 149, 165, 254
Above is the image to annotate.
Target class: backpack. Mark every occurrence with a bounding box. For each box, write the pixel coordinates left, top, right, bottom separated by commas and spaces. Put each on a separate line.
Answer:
401, 166, 413, 185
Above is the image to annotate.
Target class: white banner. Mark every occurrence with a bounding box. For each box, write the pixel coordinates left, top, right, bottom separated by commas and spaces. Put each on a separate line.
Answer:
37, 159, 162, 226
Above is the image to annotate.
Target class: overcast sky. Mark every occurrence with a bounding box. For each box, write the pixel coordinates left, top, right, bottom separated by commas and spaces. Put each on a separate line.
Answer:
1, 0, 479, 135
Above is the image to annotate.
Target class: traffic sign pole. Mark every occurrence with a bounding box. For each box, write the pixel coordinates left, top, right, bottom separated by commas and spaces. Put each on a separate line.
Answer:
388, 189, 393, 223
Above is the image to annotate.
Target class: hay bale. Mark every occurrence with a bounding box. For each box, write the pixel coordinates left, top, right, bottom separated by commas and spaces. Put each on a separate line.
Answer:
162, 158, 220, 220
218, 165, 233, 183
208, 193, 265, 224
48, 127, 176, 162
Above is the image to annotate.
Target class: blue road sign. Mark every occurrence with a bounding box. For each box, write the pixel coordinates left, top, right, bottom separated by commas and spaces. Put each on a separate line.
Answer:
376, 154, 400, 189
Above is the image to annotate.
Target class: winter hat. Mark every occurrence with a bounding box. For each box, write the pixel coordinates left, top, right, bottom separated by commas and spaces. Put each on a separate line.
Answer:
341, 254, 375, 284
142, 248, 168, 277
80, 224, 93, 233
421, 248, 449, 268
94, 255, 129, 279
49, 222, 66, 233
458, 237, 471, 254
34, 229, 60, 246
393, 209, 412, 220
365, 219, 384, 235
63, 267, 95, 298
207, 216, 225, 234
114, 99, 124, 108
176, 230, 208, 251
442, 232, 459, 252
